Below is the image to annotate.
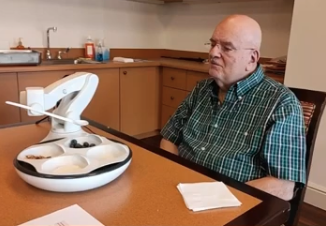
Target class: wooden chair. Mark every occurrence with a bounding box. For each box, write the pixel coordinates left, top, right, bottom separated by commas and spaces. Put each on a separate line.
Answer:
284, 87, 326, 226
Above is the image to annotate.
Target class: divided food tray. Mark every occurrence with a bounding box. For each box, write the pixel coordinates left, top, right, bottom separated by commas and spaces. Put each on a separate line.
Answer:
16, 134, 130, 176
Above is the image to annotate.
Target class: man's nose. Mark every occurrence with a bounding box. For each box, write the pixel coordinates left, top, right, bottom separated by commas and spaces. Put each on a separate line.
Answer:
209, 45, 222, 58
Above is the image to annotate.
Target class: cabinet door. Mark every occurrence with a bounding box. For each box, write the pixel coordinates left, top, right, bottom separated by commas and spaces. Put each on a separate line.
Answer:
162, 67, 187, 90
161, 105, 176, 129
186, 71, 209, 91
18, 70, 75, 123
120, 67, 160, 136
0, 73, 20, 126
82, 69, 120, 131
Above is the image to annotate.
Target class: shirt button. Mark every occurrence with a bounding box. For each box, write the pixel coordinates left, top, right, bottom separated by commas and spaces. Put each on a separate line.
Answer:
238, 96, 242, 100
201, 147, 206, 150
244, 132, 248, 136
214, 124, 218, 128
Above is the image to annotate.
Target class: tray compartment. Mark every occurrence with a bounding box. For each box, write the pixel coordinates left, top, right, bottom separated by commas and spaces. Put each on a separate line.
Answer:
41, 155, 89, 175
17, 143, 65, 161
86, 144, 129, 163
64, 134, 103, 149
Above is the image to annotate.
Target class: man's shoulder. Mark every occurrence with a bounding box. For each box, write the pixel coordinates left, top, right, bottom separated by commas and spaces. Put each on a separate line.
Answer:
197, 77, 214, 86
260, 76, 301, 107
184, 77, 214, 97
195, 77, 215, 91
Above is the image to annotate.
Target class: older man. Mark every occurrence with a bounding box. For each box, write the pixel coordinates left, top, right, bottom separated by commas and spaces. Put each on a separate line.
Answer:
160, 15, 306, 201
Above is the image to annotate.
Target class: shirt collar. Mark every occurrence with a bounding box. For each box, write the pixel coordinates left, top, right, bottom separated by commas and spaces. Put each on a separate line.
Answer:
209, 64, 265, 99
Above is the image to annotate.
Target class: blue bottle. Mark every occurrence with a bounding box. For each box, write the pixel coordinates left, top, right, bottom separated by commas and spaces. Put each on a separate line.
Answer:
102, 39, 110, 62
95, 41, 103, 62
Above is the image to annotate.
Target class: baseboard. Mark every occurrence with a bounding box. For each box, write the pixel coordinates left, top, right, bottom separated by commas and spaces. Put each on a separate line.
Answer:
304, 181, 326, 211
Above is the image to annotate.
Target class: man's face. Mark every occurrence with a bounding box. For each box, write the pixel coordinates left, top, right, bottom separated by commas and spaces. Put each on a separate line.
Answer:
208, 24, 254, 89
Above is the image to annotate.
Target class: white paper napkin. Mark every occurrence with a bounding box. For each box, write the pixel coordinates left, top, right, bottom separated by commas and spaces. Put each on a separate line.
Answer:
177, 182, 242, 212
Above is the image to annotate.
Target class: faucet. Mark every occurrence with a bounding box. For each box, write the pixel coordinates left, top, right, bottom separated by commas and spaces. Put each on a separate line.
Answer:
46, 27, 57, 59
57, 47, 70, 59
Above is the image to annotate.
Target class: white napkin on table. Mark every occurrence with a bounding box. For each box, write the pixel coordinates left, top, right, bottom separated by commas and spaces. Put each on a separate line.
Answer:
177, 182, 242, 212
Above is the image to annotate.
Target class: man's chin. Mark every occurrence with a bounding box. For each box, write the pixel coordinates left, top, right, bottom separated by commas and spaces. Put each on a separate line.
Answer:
209, 68, 222, 78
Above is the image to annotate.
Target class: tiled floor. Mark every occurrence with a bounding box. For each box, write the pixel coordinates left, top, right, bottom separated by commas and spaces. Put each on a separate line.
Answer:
140, 135, 326, 226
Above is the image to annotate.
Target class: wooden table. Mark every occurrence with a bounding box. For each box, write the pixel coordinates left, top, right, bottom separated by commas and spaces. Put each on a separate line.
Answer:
0, 119, 290, 226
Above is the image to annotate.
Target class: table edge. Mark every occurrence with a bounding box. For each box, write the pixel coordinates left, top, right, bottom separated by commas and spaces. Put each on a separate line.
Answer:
0, 118, 291, 226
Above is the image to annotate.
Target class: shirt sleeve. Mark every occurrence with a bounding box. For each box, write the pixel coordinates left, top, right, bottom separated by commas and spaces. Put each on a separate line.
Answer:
160, 84, 200, 146
261, 98, 307, 185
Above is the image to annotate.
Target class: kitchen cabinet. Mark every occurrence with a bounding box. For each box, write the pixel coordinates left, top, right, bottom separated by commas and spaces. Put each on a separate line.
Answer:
161, 105, 176, 129
162, 86, 188, 108
162, 67, 187, 90
0, 73, 20, 126
120, 67, 161, 137
17, 70, 75, 123
161, 67, 208, 128
81, 69, 120, 131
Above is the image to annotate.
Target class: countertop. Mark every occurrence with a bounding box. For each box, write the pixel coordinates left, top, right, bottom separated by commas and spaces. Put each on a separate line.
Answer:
0, 58, 209, 73
0, 58, 284, 82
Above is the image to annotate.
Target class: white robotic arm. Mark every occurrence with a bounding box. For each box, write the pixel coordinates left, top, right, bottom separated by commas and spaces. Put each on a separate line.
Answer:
20, 71, 99, 140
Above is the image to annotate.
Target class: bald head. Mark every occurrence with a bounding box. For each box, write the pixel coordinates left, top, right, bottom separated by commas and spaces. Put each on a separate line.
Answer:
208, 15, 263, 90
214, 14, 262, 51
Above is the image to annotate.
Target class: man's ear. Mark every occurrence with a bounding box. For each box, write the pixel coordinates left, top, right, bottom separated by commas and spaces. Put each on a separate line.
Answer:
251, 50, 260, 63
246, 50, 260, 71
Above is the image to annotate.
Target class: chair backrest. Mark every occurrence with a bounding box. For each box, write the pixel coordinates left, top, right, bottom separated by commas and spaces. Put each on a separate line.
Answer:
285, 87, 326, 226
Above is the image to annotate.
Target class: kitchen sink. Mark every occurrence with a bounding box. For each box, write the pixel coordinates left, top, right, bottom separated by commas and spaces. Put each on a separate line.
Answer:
40, 58, 151, 66
40, 59, 78, 65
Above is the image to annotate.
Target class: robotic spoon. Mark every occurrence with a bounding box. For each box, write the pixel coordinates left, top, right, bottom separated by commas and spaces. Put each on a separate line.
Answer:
5, 101, 89, 126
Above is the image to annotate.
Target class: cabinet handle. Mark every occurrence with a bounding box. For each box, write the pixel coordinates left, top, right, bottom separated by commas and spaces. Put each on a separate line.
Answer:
123, 71, 127, 75
170, 76, 175, 80
170, 96, 174, 100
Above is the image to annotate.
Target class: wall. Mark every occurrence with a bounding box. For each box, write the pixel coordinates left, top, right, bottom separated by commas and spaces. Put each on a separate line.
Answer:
0, 0, 293, 58
0, 0, 164, 49
160, 0, 294, 58
284, 0, 326, 210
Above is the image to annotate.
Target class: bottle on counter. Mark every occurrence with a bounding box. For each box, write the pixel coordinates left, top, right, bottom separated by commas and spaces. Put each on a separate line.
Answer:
84, 35, 95, 59
15, 37, 25, 49
95, 39, 110, 62
102, 39, 110, 62
95, 40, 103, 62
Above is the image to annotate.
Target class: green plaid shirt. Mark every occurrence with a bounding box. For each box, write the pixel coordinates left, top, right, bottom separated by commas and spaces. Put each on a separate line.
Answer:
161, 65, 306, 184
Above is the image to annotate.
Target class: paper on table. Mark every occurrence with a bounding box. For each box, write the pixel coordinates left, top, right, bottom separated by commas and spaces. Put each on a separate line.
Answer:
17, 204, 104, 226
177, 182, 242, 212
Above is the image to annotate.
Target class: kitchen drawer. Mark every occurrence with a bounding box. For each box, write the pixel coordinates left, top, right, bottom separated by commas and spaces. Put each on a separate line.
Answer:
162, 67, 187, 90
161, 105, 176, 128
186, 71, 209, 91
162, 86, 189, 108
